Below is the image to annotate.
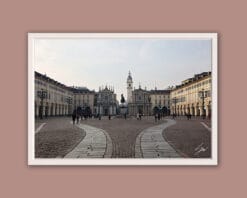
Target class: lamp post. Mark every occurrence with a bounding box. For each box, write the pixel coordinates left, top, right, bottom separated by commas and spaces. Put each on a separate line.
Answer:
37, 89, 47, 119
198, 89, 206, 119
66, 96, 72, 116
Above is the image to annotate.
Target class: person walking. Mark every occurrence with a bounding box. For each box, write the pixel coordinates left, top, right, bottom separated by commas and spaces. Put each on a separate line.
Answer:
76, 113, 79, 124
72, 111, 76, 125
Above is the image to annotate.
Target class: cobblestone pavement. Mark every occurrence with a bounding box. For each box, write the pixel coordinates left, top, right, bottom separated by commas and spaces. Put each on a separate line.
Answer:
35, 116, 212, 158
163, 118, 212, 158
135, 119, 181, 158
35, 117, 86, 158
168, 115, 212, 127
82, 116, 165, 158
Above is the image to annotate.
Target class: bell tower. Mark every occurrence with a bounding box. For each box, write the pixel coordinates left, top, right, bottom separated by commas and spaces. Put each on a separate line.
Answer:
127, 71, 133, 103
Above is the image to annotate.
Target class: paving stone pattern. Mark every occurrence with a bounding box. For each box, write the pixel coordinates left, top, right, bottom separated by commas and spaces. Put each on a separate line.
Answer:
136, 119, 181, 158
81, 116, 165, 158
65, 124, 112, 158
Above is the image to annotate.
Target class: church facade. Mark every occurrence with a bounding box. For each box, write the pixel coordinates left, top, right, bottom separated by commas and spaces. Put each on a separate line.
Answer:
126, 72, 170, 116
94, 86, 118, 116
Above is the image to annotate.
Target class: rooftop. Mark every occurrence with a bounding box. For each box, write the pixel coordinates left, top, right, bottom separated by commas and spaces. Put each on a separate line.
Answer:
174, 71, 211, 90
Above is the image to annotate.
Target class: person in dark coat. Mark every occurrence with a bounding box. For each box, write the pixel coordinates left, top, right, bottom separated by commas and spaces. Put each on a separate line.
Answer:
72, 110, 76, 125
155, 114, 158, 122
139, 113, 142, 120
76, 113, 79, 124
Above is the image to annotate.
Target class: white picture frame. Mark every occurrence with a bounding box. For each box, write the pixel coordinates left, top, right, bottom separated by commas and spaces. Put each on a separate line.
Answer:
28, 33, 218, 166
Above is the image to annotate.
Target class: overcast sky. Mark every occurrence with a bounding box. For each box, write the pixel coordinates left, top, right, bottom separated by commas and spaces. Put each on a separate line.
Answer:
34, 38, 212, 101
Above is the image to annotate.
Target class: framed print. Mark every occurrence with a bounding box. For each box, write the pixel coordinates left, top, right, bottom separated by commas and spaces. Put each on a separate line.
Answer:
28, 33, 218, 165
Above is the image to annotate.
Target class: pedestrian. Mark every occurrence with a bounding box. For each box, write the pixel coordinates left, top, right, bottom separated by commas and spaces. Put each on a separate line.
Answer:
139, 113, 142, 120
76, 113, 79, 124
72, 111, 76, 125
108, 114, 111, 120
136, 113, 139, 120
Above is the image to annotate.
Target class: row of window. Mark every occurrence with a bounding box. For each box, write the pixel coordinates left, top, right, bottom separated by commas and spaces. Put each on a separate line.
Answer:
35, 80, 67, 94
49, 85, 66, 94
36, 90, 72, 103
75, 94, 91, 99
154, 100, 170, 105
176, 79, 211, 94
154, 95, 170, 99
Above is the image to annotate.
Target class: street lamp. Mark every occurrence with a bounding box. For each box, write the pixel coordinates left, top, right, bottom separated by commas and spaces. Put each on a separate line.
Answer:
66, 96, 72, 116
198, 89, 206, 119
37, 89, 47, 119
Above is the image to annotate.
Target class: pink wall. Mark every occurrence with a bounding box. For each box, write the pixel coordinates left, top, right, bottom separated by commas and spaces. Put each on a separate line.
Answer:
0, 0, 246, 197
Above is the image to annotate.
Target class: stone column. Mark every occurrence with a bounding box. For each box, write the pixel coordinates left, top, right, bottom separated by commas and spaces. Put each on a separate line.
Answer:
206, 105, 210, 117
43, 105, 46, 116
48, 105, 51, 116
109, 106, 112, 115
190, 106, 193, 116
54, 104, 56, 116
199, 106, 203, 116
35, 105, 37, 117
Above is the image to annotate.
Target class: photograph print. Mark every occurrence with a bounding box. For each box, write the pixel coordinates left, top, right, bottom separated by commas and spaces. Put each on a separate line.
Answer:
28, 33, 217, 165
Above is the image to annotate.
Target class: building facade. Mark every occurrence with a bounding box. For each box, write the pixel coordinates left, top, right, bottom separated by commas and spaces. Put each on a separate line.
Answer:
35, 72, 97, 118
128, 86, 152, 116
170, 72, 212, 117
35, 70, 212, 118
95, 86, 117, 116
149, 89, 171, 115
73, 87, 95, 116
35, 72, 74, 118
126, 72, 171, 116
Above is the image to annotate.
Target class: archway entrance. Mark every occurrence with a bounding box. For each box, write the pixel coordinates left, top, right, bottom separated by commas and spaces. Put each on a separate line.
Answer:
153, 106, 159, 115
104, 108, 108, 116
161, 106, 168, 116
138, 106, 143, 115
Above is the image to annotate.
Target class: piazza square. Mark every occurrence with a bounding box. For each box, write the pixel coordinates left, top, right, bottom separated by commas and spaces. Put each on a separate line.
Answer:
35, 70, 212, 159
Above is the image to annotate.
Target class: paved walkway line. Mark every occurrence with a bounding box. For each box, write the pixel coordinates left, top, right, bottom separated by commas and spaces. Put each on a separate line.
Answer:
35, 123, 46, 133
135, 119, 181, 158
200, 122, 211, 131
65, 124, 112, 158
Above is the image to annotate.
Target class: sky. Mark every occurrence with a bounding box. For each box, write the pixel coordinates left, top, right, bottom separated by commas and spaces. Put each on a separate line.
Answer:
34, 38, 212, 101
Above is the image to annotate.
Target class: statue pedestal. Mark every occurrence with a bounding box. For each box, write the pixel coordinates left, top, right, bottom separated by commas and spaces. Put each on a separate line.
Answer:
119, 102, 128, 117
